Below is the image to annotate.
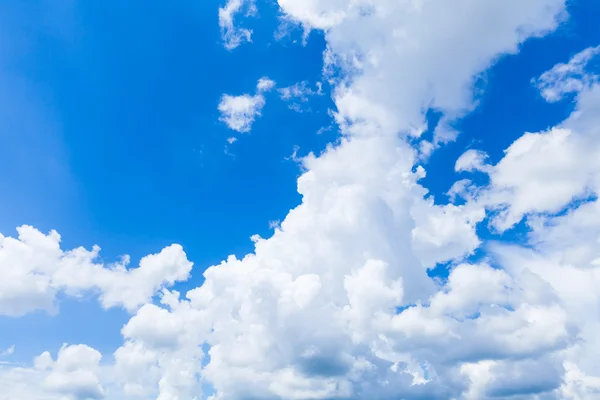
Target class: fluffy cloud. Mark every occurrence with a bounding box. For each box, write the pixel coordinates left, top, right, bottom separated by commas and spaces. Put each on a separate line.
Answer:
280, 0, 565, 139
112, 4, 592, 397
0, 344, 105, 400
11, 1, 600, 400
218, 0, 256, 50
455, 149, 492, 174
0, 225, 192, 316
41, 345, 105, 400
449, 48, 600, 396
111, 2, 590, 399
218, 77, 275, 133
456, 46, 600, 231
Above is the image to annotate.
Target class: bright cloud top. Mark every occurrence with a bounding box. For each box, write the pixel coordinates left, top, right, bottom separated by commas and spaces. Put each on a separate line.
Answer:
5, 1, 600, 400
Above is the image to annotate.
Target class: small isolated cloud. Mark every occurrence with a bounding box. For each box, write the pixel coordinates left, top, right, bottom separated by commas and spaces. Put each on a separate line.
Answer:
534, 45, 600, 102
0, 345, 15, 358
256, 77, 276, 92
278, 81, 323, 112
455, 149, 491, 173
218, 77, 275, 133
218, 94, 265, 133
219, 0, 257, 50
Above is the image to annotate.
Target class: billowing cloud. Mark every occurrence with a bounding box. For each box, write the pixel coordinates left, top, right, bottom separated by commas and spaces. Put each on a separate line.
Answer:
9, 2, 600, 400
0, 344, 104, 400
458, 47, 600, 231
451, 48, 600, 397
109, 2, 581, 398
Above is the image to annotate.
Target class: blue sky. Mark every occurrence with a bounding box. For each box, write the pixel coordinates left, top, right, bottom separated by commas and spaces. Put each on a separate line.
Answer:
0, 0, 339, 362
2, 1, 600, 399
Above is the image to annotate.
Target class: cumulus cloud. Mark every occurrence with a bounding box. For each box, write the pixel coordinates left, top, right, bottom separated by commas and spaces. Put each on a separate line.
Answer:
256, 77, 276, 92
218, 77, 275, 133
218, 0, 256, 50
458, 50, 600, 231
107, 2, 580, 398
0, 225, 192, 316
455, 149, 492, 173
280, 0, 565, 139
41, 345, 105, 400
0, 344, 104, 400
450, 51, 600, 397
217, 94, 265, 132
10, 2, 600, 400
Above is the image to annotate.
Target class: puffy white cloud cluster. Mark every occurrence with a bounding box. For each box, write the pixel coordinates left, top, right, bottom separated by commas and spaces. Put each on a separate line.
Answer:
9, 1, 600, 399
0, 225, 192, 316
218, 77, 275, 134
454, 46, 600, 232
110, 131, 490, 399
103, 2, 590, 399
451, 47, 600, 398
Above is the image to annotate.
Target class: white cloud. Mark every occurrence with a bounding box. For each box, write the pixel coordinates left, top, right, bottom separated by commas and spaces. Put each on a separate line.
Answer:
411, 201, 485, 268
448, 51, 600, 396
278, 81, 322, 112
0, 344, 105, 400
0, 225, 192, 316
279, 0, 565, 138
455, 149, 491, 173
10, 2, 600, 400
256, 77, 276, 92
0, 345, 15, 358
108, 2, 577, 399
218, 0, 257, 50
41, 345, 104, 400
218, 94, 265, 133
534, 45, 600, 102
457, 55, 600, 231
218, 77, 275, 133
